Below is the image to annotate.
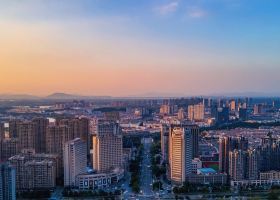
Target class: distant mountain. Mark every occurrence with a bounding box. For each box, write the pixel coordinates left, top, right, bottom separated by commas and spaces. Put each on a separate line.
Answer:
0, 94, 40, 100
45, 93, 111, 100
45, 93, 82, 99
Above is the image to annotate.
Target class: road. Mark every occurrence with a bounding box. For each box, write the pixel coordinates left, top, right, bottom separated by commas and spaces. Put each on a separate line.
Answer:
138, 137, 157, 199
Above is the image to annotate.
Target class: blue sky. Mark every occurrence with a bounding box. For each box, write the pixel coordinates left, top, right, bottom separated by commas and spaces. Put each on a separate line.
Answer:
0, 0, 280, 96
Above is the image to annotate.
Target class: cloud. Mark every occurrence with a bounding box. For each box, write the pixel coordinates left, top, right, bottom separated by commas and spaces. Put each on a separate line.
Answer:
155, 1, 179, 15
186, 6, 207, 19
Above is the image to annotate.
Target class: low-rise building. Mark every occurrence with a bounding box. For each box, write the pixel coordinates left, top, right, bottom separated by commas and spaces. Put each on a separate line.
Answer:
76, 169, 124, 190
260, 171, 280, 180
186, 173, 228, 185
191, 158, 202, 174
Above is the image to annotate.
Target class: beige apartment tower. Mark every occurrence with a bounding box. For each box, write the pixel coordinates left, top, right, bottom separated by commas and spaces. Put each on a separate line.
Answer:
92, 120, 123, 172
188, 103, 205, 121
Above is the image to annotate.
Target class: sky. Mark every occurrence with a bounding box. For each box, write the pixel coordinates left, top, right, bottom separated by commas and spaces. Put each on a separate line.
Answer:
0, 0, 280, 97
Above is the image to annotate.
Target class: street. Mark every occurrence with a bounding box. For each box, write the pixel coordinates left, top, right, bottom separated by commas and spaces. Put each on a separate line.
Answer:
139, 137, 154, 198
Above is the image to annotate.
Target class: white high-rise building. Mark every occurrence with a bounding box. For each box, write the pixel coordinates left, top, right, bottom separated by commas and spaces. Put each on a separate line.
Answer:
169, 125, 192, 185
64, 138, 87, 187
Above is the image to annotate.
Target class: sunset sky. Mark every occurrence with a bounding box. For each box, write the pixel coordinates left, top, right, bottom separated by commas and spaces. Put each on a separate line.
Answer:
0, 0, 280, 97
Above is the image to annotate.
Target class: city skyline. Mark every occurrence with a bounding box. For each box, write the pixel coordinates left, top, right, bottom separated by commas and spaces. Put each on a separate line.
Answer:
1, 0, 280, 96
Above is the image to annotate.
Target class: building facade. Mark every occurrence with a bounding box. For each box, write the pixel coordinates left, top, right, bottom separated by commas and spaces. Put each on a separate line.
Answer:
64, 138, 87, 187
169, 125, 192, 184
161, 124, 169, 162
0, 163, 16, 200
93, 120, 123, 173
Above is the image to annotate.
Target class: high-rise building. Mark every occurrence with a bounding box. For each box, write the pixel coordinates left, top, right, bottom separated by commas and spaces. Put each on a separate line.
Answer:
230, 100, 236, 111
188, 105, 194, 120
46, 125, 72, 156
17, 121, 36, 150
9, 152, 59, 190
32, 118, 49, 153
0, 123, 5, 140
254, 104, 264, 115
46, 125, 72, 176
180, 122, 200, 159
258, 139, 280, 172
229, 148, 259, 181
0, 163, 16, 200
177, 108, 185, 120
8, 120, 21, 138
189, 124, 199, 159
24, 160, 56, 190
219, 136, 248, 174
229, 149, 246, 181
0, 138, 20, 162
161, 124, 169, 162
216, 107, 229, 124
64, 138, 87, 187
160, 104, 175, 115
93, 120, 123, 172
56, 118, 90, 156
169, 125, 192, 185
246, 148, 259, 180
188, 104, 204, 121
239, 108, 248, 121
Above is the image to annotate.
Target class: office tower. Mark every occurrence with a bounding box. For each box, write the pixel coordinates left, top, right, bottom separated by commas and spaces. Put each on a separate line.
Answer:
177, 108, 185, 120
93, 120, 123, 172
161, 124, 169, 162
189, 125, 199, 159
24, 160, 56, 190
229, 149, 246, 181
64, 138, 87, 187
219, 136, 248, 174
0, 138, 20, 162
169, 125, 192, 184
188, 104, 204, 121
180, 122, 200, 159
17, 121, 36, 150
32, 118, 49, 153
0, 163, 16, 200
246, 149, 259, 180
